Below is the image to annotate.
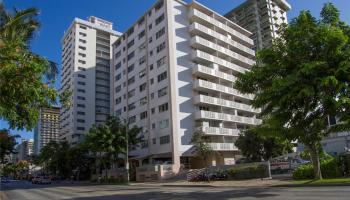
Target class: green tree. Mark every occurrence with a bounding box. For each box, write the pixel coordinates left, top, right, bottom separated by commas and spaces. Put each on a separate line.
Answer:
0, 129, 19, 163
190, 130, 214, 167
0, 3, 58, 130
235, 129, 292, 162
235, 3, 350, 179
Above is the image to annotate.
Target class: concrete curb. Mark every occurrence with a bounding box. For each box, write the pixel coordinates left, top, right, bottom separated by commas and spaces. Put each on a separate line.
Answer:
272, 183, 350, 188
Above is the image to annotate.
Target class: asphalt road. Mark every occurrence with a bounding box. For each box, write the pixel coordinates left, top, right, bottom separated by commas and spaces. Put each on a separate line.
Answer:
1, 180, 350, 200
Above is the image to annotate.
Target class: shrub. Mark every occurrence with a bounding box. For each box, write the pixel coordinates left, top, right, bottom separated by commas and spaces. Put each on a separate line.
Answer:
226, 164, 268, 179
293, 157, 343, 179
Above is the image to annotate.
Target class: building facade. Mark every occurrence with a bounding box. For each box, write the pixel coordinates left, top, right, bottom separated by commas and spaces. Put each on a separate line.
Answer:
225, 0, 291, 51
111, 0, 261, 169
60, 16, 120, 144
34, 106, 60, 155
13, 139, 34, 162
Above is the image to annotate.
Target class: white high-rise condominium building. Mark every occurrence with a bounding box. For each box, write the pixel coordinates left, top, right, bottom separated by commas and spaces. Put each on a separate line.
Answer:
60, 16, 120, 144
225, 0, 291, 51
111, 0, 261, 170
34, 106, 60, 155
13, 139, 34, 162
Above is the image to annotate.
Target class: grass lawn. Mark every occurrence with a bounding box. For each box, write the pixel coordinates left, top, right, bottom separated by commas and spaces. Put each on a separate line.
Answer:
292, 178, 350, 185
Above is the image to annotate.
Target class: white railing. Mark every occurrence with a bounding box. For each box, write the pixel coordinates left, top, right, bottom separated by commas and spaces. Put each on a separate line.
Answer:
191, 36, 255, 67
193, 79, 254, 100
208, 143, 238, 151
189, 22, 255, 57
189, 9, 253, 45
192, 50, 249, 74
192, 64, 237, 83
199, 126, 240, 136
195, 110, 262, 125
194, 95, 260, 113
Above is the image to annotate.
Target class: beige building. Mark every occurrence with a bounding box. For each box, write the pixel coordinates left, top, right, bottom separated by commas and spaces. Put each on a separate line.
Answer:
111, 0, 261, 172
60, 16, 121, 144
225, 0, 291, 51
34, 106, 60, 155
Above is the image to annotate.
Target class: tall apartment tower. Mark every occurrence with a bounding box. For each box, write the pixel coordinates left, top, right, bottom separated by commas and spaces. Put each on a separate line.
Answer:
13, 139, 34, 162
111, 0, 261, 170
60, 16, 120, 144
225, 0, 291, 51
34, 106, 60, 155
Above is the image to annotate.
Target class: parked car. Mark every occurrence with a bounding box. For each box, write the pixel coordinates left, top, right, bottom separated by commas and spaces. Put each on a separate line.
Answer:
1, 177, 10, 183
32, 176, 51, 184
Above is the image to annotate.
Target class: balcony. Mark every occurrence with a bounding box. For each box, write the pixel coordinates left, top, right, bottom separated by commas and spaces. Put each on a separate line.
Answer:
189, 22, 255, 58
192, 64, 237, 83
189, 9, 253, 46
208, 143, 238, 151
193, 95, 260, 113
192, 50, 249, 74
195, 110, 262, 126
199, 126, 240, 136
191, 36, 255, 68
193, 79, 254, 100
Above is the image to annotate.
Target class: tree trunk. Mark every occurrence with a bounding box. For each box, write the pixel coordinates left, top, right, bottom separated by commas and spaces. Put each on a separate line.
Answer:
308, 143, 322, 180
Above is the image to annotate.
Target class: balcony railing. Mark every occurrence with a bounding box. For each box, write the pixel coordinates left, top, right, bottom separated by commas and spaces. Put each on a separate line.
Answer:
189, 22, 255, 57
192, 64, 237, 83
195, 110, 262, 125
189, 9, 253, 46
199, 126, 240, 136
191, 36, 255, 67
208, 143, 238, 151
194, 95, 260, 113
193, 79, 254, 100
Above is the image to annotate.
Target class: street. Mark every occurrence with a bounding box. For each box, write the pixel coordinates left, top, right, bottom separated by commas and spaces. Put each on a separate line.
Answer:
1, 180, 350, 200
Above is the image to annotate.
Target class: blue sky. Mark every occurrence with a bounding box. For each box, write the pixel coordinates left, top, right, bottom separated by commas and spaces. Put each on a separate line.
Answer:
1, 0, 350, 141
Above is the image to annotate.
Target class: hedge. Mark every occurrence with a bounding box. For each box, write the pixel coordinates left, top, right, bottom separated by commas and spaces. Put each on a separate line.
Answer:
225, 164, 268, 179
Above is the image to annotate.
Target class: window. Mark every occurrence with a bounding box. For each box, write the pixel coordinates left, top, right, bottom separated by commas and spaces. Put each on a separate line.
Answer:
139, 69, 146, 78
128, 76, 135, 85
115, 85, 121, 93
127, 27, 134, 36
140, 111, 148, 120
152, 123, 156, 129
150, 64, 154, 71
148, 24, 152, 30
150, 78, 154, 85
115, 62, 121, 70
156, 27, 165, 39
128, 89, 135, 98
155, 0, 164, 11
78, 67, 86, 71
77, 127, 85, 131
77, 119, 85, 123
78, 60, 86, 64
159, 119, 169, 129
127, 39, 134, 48
78, 89, 85, 93
157, 56, 166, 68
139, 82, 147, 92
128, 102, 136, 111
155, 13, 165, 25
150, 50, 153, 56
157, 71, 167, 82
139, 42, 146, 51
158, 87, 167, 97
150, 93, 154, 99
151, 108, 155, 114
77, 104, 85, 108
78, 53, 86, 57
127, 51, 135, 61
115, 109, 122, 116
115, 51, 121, 59
160, 135, 170, 145
138, 30, 145, 39
79, 25, 87, 30
77, 111, 85, 115
79, 32, 86, 37
127, 64, 134, 73
79, 39, 86, 43
152, 138, 156, 144
78, 74, 86, 78
79, 46, 86, 50
158, 103, 168, 112
140, 97, 147, 105
149, 37, 153, 43
139, 56, 146, 65
141, 140, 148, 148
156, 42, 166, 53
77, 96, 85, 100
115, 73, 121, 81
128, 115, 136, 123
78, 81, 85, 85
116, 97, 122, 105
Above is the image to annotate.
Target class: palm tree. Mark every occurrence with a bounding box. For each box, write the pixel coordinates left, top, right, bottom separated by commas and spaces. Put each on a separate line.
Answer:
0, 3, 59, 130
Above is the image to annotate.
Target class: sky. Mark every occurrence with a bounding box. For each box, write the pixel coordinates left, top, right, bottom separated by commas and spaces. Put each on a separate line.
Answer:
1, 0, 350, 142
